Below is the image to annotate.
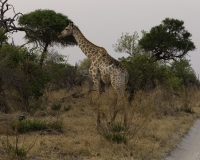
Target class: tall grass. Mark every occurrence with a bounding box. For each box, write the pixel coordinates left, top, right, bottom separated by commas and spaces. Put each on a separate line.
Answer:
0, 84, 199, 159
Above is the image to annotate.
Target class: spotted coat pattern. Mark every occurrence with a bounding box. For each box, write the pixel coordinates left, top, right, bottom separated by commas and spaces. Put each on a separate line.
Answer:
58, 22, 129, 125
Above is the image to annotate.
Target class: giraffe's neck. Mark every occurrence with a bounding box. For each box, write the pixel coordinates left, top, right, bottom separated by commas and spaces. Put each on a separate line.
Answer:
73, 26, 102, 60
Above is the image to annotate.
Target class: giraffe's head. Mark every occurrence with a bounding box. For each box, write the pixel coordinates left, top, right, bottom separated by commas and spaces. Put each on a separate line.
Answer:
58, 22, 74, 39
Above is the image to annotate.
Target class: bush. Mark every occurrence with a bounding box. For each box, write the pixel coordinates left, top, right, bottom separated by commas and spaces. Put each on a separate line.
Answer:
0, 44, 51, 111
17, 119, 46, 133
120, 54, 183, 96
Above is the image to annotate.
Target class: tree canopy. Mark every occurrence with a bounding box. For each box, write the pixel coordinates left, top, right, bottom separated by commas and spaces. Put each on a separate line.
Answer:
139, 18, 196, 61
18, 9, 76, 47
18, 9, 77, 66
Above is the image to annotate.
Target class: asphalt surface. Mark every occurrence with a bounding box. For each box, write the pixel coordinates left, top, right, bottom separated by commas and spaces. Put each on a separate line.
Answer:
164, 119, 200, 160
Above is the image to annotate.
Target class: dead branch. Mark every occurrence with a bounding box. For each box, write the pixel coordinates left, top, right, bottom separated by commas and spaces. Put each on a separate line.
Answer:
0, 0, 59, 49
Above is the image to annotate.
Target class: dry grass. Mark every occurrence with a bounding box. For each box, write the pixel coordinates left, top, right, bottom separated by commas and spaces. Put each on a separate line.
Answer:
0, 85, 200, 160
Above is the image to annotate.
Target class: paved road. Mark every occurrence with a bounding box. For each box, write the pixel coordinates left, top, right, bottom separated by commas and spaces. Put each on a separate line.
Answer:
164, 119, 200, 160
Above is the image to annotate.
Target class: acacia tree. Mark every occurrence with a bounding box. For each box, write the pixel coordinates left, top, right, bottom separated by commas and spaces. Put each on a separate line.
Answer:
139, 18, 196, 61
18, 9, 76, 66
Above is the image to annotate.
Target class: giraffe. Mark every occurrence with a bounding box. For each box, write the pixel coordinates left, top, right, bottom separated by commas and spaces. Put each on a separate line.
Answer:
58, 22, 129, 126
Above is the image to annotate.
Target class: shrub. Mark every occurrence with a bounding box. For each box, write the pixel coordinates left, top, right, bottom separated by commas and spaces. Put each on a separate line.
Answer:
17, 119, 46, 133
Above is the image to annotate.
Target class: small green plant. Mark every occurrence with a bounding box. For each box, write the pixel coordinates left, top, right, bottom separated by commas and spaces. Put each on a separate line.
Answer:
64, 104, 72, 111
109, 122, 125, 132
106, 133, 127, 144
10, 146, 27, 159
97, 122, 128, 144
51, 103, 62, 111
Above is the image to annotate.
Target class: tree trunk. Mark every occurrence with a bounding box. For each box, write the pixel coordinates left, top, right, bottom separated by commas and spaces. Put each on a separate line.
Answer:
39, 42, 49, 67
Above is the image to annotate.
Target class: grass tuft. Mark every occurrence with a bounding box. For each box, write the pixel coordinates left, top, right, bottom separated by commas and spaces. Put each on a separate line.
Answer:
13, 119, 63, 133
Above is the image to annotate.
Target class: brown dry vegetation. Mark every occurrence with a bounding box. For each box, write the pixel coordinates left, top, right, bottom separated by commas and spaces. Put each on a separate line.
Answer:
0, 83, 200, 160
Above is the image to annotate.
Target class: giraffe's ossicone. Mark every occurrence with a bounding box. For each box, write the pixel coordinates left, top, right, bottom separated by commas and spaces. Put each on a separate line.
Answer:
58, 22, 129, 126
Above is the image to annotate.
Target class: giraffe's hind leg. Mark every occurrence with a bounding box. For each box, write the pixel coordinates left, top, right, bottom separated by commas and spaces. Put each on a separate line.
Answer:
111, 96, 127, 127
111, 76, 127, 126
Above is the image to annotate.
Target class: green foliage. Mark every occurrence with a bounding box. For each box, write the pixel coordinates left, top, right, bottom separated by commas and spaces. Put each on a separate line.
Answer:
170, 58, 197, 86
77, 58, 92, 84
120, 54, 183, 93
120, 54, 158, 91
77, 58, 91, 76
10, 146, 27, 159
105, 122, 127, 144
18, 9, 76, 47
109, 122, 125, 132
17, 119, 46, 133
0, 44, 51, 110
139, 18, 196, 61
113, 32, 143, 55
15, 119, 63, 133
0, 28, 7, 44
18, 9, 76, 66
51, 103, 62, 111
162, 66, 183, 91
0, 44, 25, 68
106, 133, 127, 144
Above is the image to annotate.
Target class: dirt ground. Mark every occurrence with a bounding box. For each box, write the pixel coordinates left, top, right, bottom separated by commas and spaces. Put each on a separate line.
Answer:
163, 118, 200, 160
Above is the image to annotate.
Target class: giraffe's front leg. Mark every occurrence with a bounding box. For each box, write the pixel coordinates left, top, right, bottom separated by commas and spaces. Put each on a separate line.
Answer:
89, 65, 102, 126
89, 65, 102, 94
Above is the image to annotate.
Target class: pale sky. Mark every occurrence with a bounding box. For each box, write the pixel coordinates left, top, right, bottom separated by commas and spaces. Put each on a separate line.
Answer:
6, 0, 200, 76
